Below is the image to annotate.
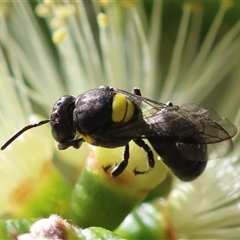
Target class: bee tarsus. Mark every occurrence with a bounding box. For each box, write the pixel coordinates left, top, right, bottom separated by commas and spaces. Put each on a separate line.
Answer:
133, 138, 155, 175
110, 143, 130, 177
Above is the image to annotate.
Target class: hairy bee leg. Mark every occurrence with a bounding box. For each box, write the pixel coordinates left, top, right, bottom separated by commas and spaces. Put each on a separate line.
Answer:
133, 139, 155, 175
132, 87, 141, 96
110, 143, 130, 177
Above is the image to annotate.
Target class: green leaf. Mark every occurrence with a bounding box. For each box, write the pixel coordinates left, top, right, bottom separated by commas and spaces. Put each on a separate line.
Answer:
0, 219, 35, 239
82, 227, 125, 240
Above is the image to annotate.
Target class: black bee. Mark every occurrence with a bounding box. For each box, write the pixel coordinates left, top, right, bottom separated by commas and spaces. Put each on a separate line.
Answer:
1, 86, 237, 181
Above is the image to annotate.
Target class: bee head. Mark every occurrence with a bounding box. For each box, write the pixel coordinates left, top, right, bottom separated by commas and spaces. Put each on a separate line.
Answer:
50, 95, 82, 150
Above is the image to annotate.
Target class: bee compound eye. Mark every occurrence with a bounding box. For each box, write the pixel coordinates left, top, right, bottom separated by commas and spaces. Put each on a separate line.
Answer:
50, 95, 76, 144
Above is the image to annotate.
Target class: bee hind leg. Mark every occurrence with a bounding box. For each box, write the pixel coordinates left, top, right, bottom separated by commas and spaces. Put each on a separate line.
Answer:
110, 143, 130, 178
133, 139, 155, 175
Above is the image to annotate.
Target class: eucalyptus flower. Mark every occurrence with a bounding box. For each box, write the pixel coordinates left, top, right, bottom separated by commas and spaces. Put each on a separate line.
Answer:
0, 0, 239, 239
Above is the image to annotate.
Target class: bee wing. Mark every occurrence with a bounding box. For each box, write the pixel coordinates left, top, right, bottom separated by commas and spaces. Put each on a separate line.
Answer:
180, 103, 237, 143
145, 102, 237, 143
206, 140, 234, 159
175, 139, 234, 162
144, 102, 237, 160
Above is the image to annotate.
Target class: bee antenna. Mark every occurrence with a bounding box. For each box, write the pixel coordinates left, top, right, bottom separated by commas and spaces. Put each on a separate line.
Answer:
1, 119, 50, 150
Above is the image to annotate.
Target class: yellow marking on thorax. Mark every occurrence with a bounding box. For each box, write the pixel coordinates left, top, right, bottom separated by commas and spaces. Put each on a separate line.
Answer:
112, 93, 135, 123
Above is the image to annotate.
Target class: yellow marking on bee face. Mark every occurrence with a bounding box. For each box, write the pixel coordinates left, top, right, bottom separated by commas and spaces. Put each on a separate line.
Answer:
82, 134, 94, 144
112, 93, 134, 123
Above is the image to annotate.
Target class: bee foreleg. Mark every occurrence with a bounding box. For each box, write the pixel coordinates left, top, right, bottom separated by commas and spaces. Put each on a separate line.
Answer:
110, 143, 130, 177
133, 139, 155, 175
